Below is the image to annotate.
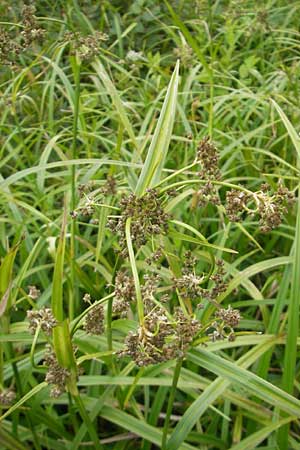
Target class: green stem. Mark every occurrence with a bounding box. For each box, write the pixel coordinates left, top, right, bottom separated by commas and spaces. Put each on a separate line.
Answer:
159, 179, 254, 196
30, 324, 42, 369
154, 161, 197, 189
73, 394, 103, 450
2, 316, 41, 450
106, 298, 113, 352
70, 292, 114, 336
125, 217, 144, 324
161, 358, 183, 450
70, 56, 81, 321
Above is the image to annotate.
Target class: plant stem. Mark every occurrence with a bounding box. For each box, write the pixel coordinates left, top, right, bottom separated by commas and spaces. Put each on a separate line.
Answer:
73, 394, 103, 450
161, 357, 183, 450
126, 217, 144, 324
70, 56, 81, 321
2, 316, 41, 450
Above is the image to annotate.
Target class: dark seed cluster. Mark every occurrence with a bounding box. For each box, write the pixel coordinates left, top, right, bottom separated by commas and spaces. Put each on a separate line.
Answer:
28, 285, 40, 299
0, 388, 16, 406
197, 137, 221, 180
119, 308, 200, 366
27, 307, 57, 336
145, 246, 163, 266
20, 4, 45, 48
99, 175, 117, 196
0, 5, 45, 66
44, 346, 70, 398
108, 188, 170, 257
112, 271, 135, 315
141, 273, 161, 312
0, 30, 21, 66
173, 255, 228, 306
84, 303, 105, 335
173, 44, 193, 67
195, 137, 221, 206
208, 306, 241, 342
225, 189, 251, 222
63, 31, 108, 61
225, 181, 294, 232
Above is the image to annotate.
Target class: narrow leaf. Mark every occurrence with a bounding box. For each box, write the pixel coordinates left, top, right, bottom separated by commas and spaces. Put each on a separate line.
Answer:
135, 60, 180, 196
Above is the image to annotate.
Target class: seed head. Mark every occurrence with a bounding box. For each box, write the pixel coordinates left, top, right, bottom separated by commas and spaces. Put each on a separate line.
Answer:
44, 346, 69, 398
27, 307, 57, 336
0, 388, 16, 405
108, 189, 170, 257
84, 303, 104, 335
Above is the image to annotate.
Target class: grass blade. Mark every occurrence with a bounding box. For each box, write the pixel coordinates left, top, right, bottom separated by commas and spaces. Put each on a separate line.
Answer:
135, 60, 180, 196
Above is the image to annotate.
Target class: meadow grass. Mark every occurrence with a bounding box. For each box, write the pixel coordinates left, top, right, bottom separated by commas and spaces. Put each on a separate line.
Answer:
0, 1, 300, 449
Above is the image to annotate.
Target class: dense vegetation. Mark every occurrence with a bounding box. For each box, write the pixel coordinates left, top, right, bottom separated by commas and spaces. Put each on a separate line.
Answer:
1, 1, 300, 449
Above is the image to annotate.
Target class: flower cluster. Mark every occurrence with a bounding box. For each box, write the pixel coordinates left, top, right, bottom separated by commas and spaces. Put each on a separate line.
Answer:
99, 175, 117, 196
173, 44, 193, 67
0, 5, 44, 66
84, 303, 105, 335
108, 189, 170, 257
112, 271, 135, 315
225, 181, 294, 232
20, 4, 45, 48
145, 246, 163, 266
63, 31, 108, 61
119, 308, 200, 366
173, 255, 228, 305
28, 285, 40, 300
195, 137, 221, 206
27, 307, 57, 336
0, 388, 16, 406
126, 50, 145, 63
208, 306, 241, 342
44, 346, 70, 398
0, 30, 21, 66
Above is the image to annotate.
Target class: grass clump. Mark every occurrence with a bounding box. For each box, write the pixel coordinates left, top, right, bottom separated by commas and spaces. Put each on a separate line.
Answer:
0, 1, 300, 449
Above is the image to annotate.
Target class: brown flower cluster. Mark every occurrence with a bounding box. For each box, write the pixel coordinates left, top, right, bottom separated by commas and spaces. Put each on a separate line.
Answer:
21, 4, 45, 48
195, 137, 221, 206
27, 307, 57, 336
44, 346, 70, 398
0, 388, 16, 406
108, 189, 170, 257
173, 44, 193, 67
119, 308, 200, 366
112, 271, 135, 315
28, 285, 40, 299
0, 5, 44, 66
173, 255, 228, 305
225, 181, 294, 232
208, 306, 241, 342
63, 31, 108, 61
84, 303, 105, 335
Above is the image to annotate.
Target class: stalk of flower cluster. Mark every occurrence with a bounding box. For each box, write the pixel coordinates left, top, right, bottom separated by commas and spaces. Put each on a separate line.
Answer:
125, 217, 144, 324
161, 357, 183, 450
70, 55, 81, 320
1, 314, 41, 450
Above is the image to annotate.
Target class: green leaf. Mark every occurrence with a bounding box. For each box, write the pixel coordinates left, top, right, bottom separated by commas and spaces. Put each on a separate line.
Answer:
271, 99, 300, 161
0, 426, 28, 450
166, 338, 279, 450
167, 335, 300, 449
135, 60, 180, 196
190, 348, 300, 416
0, 382, 48, 422
92, 59, 138, 149
51, 209, 66, 322
229, 417, 293, 450
100, 404, 198, 450
273, 98, 300, 447
0, 239, 23, 315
